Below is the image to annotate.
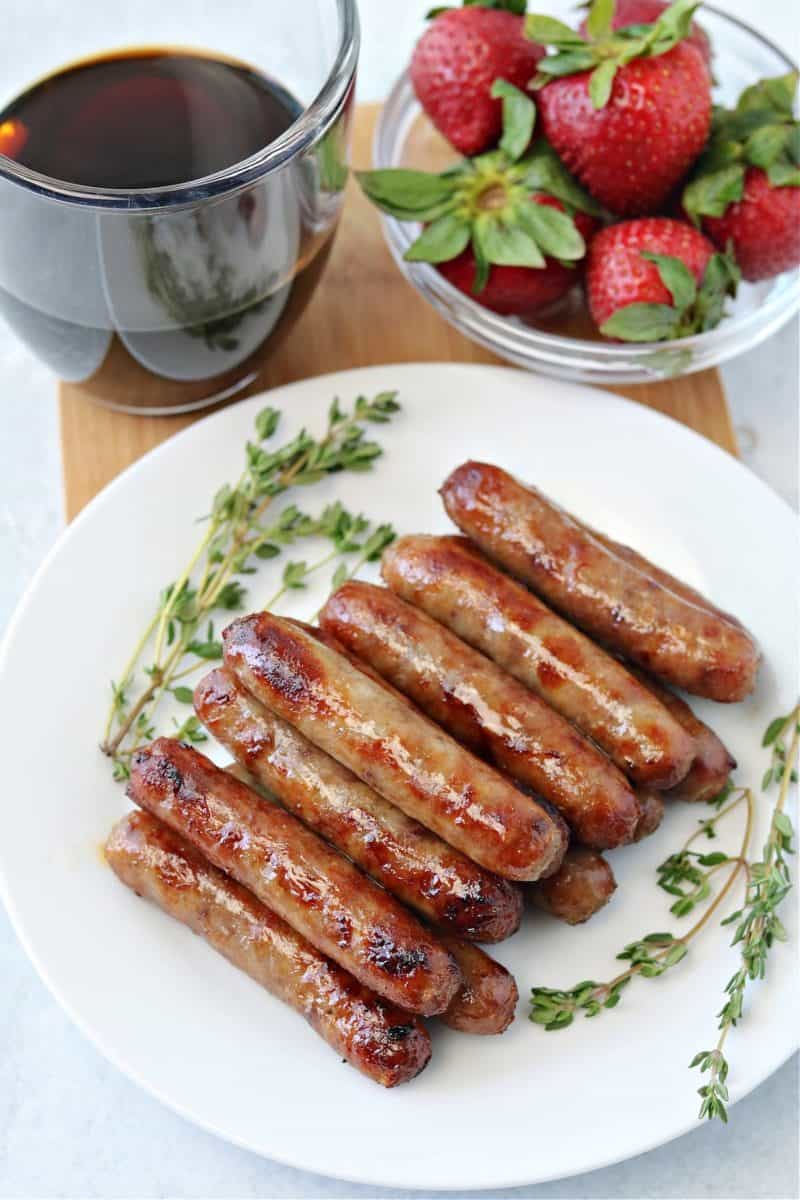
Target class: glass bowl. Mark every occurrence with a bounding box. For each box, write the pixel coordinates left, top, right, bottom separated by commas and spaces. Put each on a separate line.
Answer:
0, 0, 359, 414
373, 4, 800, 385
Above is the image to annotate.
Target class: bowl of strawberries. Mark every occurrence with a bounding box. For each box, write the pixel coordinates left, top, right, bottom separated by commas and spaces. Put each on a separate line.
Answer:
361, 0, 800, 384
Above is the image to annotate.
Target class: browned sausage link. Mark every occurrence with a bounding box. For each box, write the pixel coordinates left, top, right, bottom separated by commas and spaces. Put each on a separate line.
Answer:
437, 936, 518, 1034
222, 613, 568, 882
127, 738, 461, 1016
320, 581, 641, 849
381, 535, 694, 789
532, 847, 617, 925
196, 668, 523, 943
627, 669, 736, 803
631, 789, 665, 841
440, 462, 760, 702
105, 811, 431, 1087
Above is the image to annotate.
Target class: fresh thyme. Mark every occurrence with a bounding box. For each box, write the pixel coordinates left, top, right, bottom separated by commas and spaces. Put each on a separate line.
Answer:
101, 392, 400, 779
530, 705, 797, 1124
692, 705, 798, 1122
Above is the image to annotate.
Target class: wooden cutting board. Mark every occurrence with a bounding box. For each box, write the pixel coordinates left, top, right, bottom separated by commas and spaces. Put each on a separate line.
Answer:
59, 104, 737, 520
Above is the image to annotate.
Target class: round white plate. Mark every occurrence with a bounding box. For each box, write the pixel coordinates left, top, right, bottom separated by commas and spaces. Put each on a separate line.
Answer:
1, 363, 797, 1191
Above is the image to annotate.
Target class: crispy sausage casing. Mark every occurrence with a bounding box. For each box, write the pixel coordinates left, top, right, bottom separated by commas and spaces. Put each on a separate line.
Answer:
440, 462, 760, 702
320, 581, 641, 849
106, 811, 431, 1087
632, 789, 665, 841
381, 535, 694, 789
438, 936, 518, 1034
195, 668, 522, 943
222, 613, 568, 881
127, 738, 461, 1016
631, 671, 736, 803
532, 846, 616, 925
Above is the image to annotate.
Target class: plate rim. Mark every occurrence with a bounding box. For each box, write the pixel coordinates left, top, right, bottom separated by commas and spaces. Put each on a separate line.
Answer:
1, 361, 797, 1191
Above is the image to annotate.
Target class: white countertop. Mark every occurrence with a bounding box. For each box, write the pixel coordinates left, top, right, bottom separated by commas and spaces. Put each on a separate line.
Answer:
0, 2, 798, 1197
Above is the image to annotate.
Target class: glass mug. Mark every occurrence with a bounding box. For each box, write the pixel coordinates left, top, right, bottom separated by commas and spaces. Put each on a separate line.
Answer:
0, 0, 359, 414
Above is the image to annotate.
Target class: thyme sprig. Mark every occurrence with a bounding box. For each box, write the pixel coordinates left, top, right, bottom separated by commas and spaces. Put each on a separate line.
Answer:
101, 392, 400, 779
530, 704, 797, 1124
692, 705, 798, 1122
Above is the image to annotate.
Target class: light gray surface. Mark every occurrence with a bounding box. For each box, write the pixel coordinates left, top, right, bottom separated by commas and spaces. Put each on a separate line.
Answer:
1, 1, 799, 1197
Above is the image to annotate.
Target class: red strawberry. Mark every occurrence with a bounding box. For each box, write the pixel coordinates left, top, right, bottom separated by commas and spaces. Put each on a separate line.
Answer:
439, 199, 599, 314
587, 217, 738, 340
578, 0, 712, 67
411, 2, 544, 156
358, 82, 602, 319
700, 168, 800, 282
527, 0, 712, 215
682, 73, 800, 281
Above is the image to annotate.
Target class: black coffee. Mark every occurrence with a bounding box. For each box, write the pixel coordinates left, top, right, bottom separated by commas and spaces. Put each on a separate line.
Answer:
0, 49, 345, 410
0, 48, 298, 188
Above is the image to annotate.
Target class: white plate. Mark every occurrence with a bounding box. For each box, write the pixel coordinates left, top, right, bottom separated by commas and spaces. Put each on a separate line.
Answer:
0, 363, 797, 1191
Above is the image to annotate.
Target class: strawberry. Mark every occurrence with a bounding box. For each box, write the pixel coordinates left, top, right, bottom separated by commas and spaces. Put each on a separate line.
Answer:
578, 0, 712, 67
526, 0, 712, 215
587, 217, 739, 340
358, 82, 601, 316
438, 199, 599, 313
410, 0, 544, 156
683, 72, 800, 281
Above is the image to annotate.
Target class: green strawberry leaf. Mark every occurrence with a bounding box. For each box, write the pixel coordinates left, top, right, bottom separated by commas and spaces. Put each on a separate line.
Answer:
517, 199, 585, 260
787, 125, 800, 166
529, 0, 702, 107
766, 161, 800, 187
745, 124, 789, 169
686, 72, 800, 213
589, 59, 618, 109
525, 14, 586, 46
641, 0, 701, 57
475, 211, 547, 268
520, 141, 603, 215
600, 303, 682, 341
640, 252, 697, 311
404, 213, 472, 263
491, 79, 537, 162
585, 0, 615, 41
471, 228, 491, 292
356, 170, 458, 220
737, 71, 798, 119
683, 163, 745, 222
690, 252, 740, 332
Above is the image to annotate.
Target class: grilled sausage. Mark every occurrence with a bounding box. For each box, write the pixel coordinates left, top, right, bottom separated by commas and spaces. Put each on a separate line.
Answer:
532, 846, 616, 925
319, 581, 641, 849
222, 613, 568, 881
127, 739, 461, 1016
440, 462, 760, 702
105, 811, 431, 1087
197, 668, 522, 943
632, 789, 665, 841
629, 671, 736, 802
437, 936, 518, 1034
381, 535, 694, 789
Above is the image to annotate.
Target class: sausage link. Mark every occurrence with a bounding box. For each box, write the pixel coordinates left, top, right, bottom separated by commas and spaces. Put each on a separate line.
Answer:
381, 535, 694, 789
320, 581, 641, 849
632, 789, 665, 841
222, 613, 568, 882
532, 847, 616, 925
127, 738, 461, 1016
628, 670, 736, 803
105, 811, 431, 1087
438, 936, 518, 1034
440, 462, 760, 702
196, 667, 522, 943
